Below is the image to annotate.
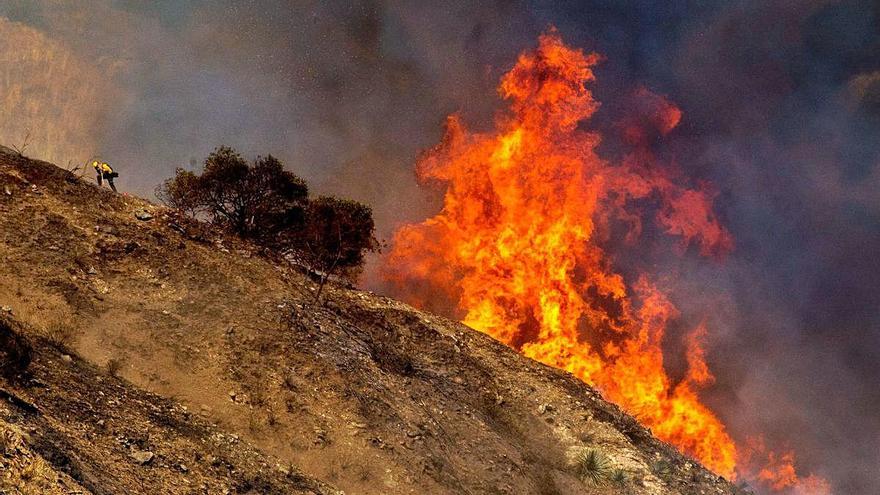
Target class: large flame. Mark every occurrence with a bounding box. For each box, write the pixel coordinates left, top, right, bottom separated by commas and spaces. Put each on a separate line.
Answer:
385, 29, 737, 476
383, 30, 826, 491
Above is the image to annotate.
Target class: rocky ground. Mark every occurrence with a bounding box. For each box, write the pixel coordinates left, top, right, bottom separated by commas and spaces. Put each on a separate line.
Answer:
0, 146, 749, 494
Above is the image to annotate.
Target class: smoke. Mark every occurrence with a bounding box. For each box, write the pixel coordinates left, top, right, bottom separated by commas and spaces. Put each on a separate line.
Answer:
0, 0, 535, 228
0, 16, 120, 167
2, 1, 879, 493
661, 3, 880, 493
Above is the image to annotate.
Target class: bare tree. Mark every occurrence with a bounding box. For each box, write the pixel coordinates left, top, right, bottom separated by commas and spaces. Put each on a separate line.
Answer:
63, 159, 89, 183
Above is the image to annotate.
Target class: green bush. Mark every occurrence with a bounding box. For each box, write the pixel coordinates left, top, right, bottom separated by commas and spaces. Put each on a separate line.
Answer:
576, 448, 610, 485
652, 459, 674, 480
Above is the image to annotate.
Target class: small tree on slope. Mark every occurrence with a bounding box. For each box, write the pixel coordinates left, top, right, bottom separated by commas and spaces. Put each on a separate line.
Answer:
296, 196, 379, 300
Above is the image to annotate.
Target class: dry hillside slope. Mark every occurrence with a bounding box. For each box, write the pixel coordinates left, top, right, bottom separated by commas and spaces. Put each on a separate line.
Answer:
0, 147, 748, 495
0, 315, 340, 495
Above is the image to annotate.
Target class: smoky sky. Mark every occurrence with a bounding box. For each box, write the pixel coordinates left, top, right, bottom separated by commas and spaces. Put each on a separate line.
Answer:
2, 1, 879, 493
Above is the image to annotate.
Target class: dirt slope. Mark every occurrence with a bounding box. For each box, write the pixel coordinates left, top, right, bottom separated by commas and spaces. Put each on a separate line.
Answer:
0, 148, 748, 494
0, 316, 339, 495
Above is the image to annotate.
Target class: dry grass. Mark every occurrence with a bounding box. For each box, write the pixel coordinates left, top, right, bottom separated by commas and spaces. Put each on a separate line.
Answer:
3, 458, 62, 495
0, 423, 68, 495
299, 447, 374, 491
42, 317, 76, 350
106, 357, 125, 377
2, 294, 78, 349
326, 450, 372, 484
0, 423, 25, 455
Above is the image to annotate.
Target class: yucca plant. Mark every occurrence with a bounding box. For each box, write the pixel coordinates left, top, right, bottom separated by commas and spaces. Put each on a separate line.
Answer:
611, 468, 627, 486
652, 459, 674, 480
577, 448, 611, 485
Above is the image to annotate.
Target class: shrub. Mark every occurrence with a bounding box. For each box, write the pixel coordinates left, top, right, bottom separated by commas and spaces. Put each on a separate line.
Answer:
159, 147, 380, 296
611, 468, 627, 486
576, 448, 610, 485
652, 459, 674, 480
11, 129, 31, 157
42, 318, 75, 350
294, 196, 379, 298
106, 357, 125, 377
157, 147, 309, 240
156, 168, 201, 216
0, 319, 31, 377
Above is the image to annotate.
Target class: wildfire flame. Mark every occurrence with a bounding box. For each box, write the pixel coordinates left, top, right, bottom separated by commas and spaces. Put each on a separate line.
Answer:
746, 437, 832, 495
383, 29, 828, 492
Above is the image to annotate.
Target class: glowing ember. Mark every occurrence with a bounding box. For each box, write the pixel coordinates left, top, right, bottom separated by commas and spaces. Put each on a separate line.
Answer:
383, 29, 825, 490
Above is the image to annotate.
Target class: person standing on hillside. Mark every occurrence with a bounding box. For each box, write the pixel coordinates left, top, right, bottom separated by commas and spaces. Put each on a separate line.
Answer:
92, 160, 118, 192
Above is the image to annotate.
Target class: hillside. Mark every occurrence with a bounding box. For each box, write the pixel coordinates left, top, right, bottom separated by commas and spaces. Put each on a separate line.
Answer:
0, 315, 339, 495
0, 147, 747, 494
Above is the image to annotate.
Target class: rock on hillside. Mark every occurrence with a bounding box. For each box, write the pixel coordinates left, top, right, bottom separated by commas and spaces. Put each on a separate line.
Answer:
0, 148, 748, 494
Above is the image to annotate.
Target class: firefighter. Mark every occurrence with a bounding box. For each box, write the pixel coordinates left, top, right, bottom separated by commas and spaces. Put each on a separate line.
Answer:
92, 160, 118, 192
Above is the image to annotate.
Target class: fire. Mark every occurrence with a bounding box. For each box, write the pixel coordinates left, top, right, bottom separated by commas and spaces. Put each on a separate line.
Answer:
384, 29, 736, 476
383, 29, 827, 490
745, 438, 832, 495
760, 453, 802, 490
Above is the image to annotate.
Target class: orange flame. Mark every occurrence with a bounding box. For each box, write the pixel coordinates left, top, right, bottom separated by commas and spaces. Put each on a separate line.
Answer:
383, 29, 826, 489
744, 438, 832, 494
